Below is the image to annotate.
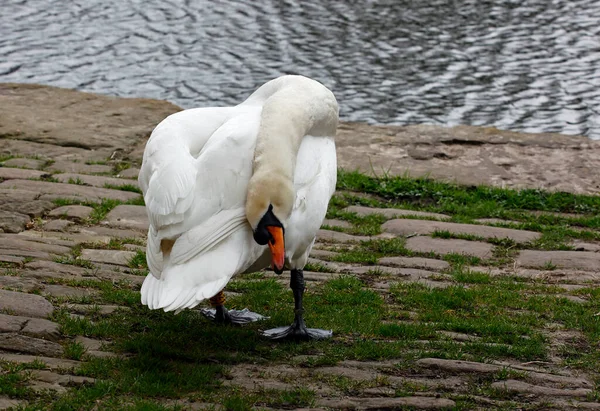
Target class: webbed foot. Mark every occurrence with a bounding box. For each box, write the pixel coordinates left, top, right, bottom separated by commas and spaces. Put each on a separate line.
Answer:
201, 290, 268, 325
262, 268, 332, 341
201, 307, 268, 325
261, 318, 332, 341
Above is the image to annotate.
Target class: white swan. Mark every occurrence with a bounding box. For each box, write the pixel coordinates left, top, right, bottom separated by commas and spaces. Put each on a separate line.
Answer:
138, 75, 338, 340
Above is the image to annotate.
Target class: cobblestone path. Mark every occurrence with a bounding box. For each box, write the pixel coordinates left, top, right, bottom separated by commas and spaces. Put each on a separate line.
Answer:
0, 142, 599, 410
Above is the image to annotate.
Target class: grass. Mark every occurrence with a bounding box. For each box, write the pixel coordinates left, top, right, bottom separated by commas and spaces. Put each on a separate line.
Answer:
128, 250, 148, 270
329, 237, 483, 267
68, 177, 86, 185
82, 237, 145, 250
64, 341, 87, 360
331, 170, 600, 246
54, 246, 95, 269
303, 261, 336, 273
331, 237, 411, 265
104, 183, 143, 194
337, 169, 600, 216
52, 196, 145, 224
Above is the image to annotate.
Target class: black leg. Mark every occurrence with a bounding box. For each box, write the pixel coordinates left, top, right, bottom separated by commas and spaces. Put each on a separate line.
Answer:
200, 290, 267, 325
262, 269, 332, 340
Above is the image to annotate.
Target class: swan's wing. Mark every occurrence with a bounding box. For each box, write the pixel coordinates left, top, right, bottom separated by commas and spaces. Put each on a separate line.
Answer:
139, 107, 235, 229
285, 135, 337, 265
140, 106, 262, 282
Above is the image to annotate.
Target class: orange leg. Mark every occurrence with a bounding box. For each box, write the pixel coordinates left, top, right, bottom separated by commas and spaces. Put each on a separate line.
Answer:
201, 289, 266, 325
209, 290, 226, 308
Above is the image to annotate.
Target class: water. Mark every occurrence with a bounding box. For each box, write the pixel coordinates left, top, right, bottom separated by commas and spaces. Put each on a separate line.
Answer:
2, 0, 600, 139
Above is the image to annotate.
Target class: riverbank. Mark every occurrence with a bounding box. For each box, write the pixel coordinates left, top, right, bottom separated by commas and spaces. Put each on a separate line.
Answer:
0, 83, 599, 410
2, 82, 600, 195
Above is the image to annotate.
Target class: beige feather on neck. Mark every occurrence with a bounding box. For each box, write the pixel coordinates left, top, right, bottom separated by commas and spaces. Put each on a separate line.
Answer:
243, 75, 338, 229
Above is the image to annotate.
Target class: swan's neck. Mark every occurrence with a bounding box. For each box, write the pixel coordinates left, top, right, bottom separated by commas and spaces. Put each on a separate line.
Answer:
244, 76, 338, 228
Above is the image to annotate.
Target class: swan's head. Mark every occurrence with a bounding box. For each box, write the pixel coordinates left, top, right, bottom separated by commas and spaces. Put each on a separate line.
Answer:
246, 171, 294, 274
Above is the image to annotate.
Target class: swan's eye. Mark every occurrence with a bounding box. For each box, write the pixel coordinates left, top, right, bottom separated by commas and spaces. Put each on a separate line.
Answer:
253, 204, 283, 246
253, 225, 271, 245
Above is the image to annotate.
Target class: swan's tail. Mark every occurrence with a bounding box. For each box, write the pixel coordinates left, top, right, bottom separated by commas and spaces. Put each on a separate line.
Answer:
140, 218, 252, 313
140, 271, 230, 312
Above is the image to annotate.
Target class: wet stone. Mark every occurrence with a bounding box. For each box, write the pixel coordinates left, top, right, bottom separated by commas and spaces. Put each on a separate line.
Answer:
0, 199, 55, 218
0, 179, 140, 203
417, 358, 499, 374
75, 336, 104, 351
571, 240, 600, 252
0, 352, 80, 370
48, 205, 93, 222
104, 205, 148, 231
317, 396, 456, 410
321, 219, 352, 229
117, 167, 140, 179
306, 258, 348, 273
30, 370, 96, 386
0, 276, 39, 292
309, 249, 339, 260
0, 211, 30, 233
46, 160, 112, 174
405, 236, 494, 259
490, 379, 592, 398
316, 366, 378, 381
0, 289, 54, 318
0, 313, 60, 340
92, 270, 144, 287
76, 226, 144, 239
8, 233, 75, 248
0, 333, 63, 357
0, 313, 26, 333
0, 248, 51, 260
437, 331, 481, 342
2, 157, 46, 169
43, 284, 98, 299
524, 370, 593, 389
43, 219, 73, 232
361, 387, 396, 397
80, 249, 135, 266
21, 318, 61, 340
66, 304, 129, 316
266, 270, 339, 282
54, 173, 140, 189
316, 229, 370, 243
20, 230, 112, 246
517, 250, 600, 271
0, 397, 26, 410
0, 167, 47, 180
26, 260, 87, 277
29, 380, 68, 394
345, 205, 450, 220
383, 219, 540, 243
0, 255, 24, 265
378, 256, 450, 271
345, 265, 405, 276
123, 244, 144, 251
476, 218, 521, 225
477, 266, 600, 284
1, 237, 71, 255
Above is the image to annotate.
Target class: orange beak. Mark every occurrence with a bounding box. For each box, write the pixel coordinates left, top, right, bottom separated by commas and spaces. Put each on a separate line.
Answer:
266, 226, 285, 274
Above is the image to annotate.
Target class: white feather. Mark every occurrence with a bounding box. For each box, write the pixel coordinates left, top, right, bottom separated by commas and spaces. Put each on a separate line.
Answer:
138, 75, 338, 312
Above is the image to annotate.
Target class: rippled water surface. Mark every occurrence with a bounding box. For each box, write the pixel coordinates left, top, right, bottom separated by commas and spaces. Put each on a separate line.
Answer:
2, 0, 600, 139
